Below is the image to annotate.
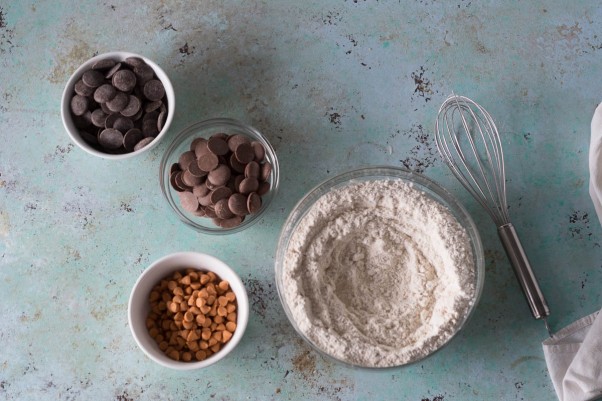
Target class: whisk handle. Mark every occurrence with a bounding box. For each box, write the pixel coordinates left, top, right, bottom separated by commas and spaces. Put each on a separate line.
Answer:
497, 223, 550, 320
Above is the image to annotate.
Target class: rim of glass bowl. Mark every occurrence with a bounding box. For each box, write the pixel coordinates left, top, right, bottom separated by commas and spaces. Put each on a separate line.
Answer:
274, 166, 485, 369
159, 118, 280, 234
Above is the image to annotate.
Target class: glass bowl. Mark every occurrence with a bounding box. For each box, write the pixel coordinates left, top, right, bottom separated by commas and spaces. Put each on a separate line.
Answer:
160, 118, 279, 234
274, 166, 485, 369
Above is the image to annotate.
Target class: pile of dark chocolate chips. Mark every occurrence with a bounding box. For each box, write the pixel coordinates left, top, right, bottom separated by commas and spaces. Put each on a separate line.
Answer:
170, 133, 272, 228
69, 57, 168, 154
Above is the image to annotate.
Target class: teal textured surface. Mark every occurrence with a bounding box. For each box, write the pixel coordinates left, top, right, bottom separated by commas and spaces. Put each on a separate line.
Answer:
0, 1, 601, 400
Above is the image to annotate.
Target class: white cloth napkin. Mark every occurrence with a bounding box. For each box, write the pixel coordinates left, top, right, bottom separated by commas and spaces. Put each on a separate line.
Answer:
540, 102, 602, 401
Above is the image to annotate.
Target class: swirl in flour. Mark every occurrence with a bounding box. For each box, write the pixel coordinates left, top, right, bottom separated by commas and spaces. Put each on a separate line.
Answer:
282, 179, 476, 367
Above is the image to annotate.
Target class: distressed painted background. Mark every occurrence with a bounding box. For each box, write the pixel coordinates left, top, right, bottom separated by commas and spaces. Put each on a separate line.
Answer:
1, 1, 601, 400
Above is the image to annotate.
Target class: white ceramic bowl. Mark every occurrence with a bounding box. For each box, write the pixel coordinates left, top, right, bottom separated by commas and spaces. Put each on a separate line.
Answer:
61, 51, 175, 160
128, 252, 249, 370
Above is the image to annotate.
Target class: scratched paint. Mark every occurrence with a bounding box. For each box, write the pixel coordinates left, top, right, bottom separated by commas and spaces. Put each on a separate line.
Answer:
0, 1, 601, 400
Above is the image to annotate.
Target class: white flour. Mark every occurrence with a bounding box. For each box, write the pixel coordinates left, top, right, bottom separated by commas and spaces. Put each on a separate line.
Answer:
281, 179, 476, 367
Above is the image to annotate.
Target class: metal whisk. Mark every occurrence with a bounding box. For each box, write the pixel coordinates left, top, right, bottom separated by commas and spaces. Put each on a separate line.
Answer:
434, 94, 551, 334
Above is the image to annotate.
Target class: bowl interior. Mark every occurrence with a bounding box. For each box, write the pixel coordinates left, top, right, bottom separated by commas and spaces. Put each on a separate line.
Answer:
128, 252, 249, 370
274, 166, 484, 369
61, 51, 175, 160
159, 118, 280, 234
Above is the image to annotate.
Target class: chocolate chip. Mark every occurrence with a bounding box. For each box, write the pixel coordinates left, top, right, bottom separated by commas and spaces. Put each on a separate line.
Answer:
251, 141, 266, 162
91, 109, 108, 127
157, 109, 167, 133
228, 193, 249, 216
133, 137, 154, 151
207, 136, 229, 156
208, 164, 231, 187
261, 162, 272, 182
244, 161, 260, 178
124, 57, 145, 68
178, 151, 196, 170
98, 128, 124, 150
79, 130, 98, 145
170, 171, 185, 192
142, 118, 159, 137
209, 187, 232, 204
188, 160, 208, 178
235, 142, 254, 164
182, 169, 203, 187
82, 69, 105, 88
193, 184, 210, 200
104, 113, 120, 129
74, 79, 95, 97
190, 137, 205, 152
144, 100, 162, 113
70, 95, 89, 116
195, 140, 210, 157
123, 128, 144, 152
179, 191, 199, 213
229, 153, 246, 173
198, 153, 219, 172
143, 79, 165, 101
227, 134, 250, 152
133, 64, 155, 86
120, 95, 141, 117
113, 117, 134, 133
94, 84, 117, 103
110, 69, 136, 92
214, 198, 234, 219
106, 91, 129, 113
105, 62, 122, 79
239, 177, 259, 194
247, 192, 262, 214
92, 58, 117, 70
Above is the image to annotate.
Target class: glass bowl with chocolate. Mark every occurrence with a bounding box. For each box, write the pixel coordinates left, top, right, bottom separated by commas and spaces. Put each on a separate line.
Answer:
160, 118, 279, 234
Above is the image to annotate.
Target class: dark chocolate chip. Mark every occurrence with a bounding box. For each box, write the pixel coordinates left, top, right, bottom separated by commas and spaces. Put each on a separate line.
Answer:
98, 128, 124, 150
91, 109, 108, 127
70, 95, 89, 116
82, 69, 105, 88
120, 95, 141, 117
74, 79, 95, 97
144, 100, 162, 113
112, 69, 137, 92
79, 130, 98, 145
106, 92, 129, 113
113, 117, 134, 133
143, 79, 165, 101
157, 109, 167, 133
94, 84, 117, 103
104, 113, 120, 129
133, 64, 154, 86
124, 57, 145, 68
133, 136, 154, 151
123, 128, 144, 152
92, 58, 117, 70
142, 118, 160, 137
104, 62, 122, 79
